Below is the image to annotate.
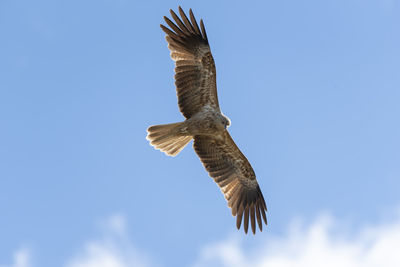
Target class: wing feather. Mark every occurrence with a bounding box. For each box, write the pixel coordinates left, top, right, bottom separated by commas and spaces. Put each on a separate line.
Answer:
178, 7, 196, 34
193, 131, 267, 234
189, 9, 201, 35
161, 7, 219, 118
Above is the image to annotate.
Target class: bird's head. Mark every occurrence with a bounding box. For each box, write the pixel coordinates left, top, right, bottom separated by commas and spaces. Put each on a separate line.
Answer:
222, 114, 231, 129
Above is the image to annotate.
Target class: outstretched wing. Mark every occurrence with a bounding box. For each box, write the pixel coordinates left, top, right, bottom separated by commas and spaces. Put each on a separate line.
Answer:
193, 131, 267, 234
161, 7, 219, 119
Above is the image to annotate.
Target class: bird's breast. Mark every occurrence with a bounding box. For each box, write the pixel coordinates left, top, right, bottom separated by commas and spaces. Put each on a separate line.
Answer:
185, 107, 225, 136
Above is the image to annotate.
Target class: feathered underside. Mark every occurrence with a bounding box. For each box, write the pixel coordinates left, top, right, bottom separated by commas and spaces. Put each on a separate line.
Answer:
160, 7, 220, 119
159, 7, 268, 234
194, 131, 267, 234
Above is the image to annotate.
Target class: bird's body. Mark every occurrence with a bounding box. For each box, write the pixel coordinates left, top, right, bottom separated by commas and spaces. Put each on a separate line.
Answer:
183, 105, 230, 136
147, 7, 267, 234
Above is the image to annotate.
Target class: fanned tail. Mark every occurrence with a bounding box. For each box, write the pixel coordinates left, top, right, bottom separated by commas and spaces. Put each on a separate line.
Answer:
146, 122, 192, 156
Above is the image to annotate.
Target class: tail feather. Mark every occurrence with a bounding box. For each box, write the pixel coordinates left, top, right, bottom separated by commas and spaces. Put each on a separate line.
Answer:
146, 122, 192, 156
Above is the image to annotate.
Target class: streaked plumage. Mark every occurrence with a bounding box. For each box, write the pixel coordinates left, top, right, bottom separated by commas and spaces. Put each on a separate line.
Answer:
146, 7, 267, 234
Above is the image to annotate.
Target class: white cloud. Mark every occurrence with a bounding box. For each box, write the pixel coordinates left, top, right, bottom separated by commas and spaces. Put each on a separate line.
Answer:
4, 211, 400, 267
193, 212, 400, 267
64, 214, 154, 267
0, 247, 31, 267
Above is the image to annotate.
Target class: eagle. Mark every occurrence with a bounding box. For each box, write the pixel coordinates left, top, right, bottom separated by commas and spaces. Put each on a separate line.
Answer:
146, 7, 267, 234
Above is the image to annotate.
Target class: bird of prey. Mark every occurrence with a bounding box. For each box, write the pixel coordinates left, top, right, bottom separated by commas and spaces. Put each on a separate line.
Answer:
146, 7, 267, 234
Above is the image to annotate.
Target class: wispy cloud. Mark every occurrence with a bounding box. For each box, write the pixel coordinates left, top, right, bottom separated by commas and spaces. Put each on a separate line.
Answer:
0, 247, 31, 267
4, 211, 400, 267
64, 214, 154, 267
193, 212, 400, 267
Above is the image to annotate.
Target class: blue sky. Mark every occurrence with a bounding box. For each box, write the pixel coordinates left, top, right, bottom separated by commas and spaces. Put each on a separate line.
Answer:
1, 0, 400, 266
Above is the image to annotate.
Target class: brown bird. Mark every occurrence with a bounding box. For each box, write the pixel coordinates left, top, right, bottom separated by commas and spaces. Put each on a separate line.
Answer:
146, 7, 267, 234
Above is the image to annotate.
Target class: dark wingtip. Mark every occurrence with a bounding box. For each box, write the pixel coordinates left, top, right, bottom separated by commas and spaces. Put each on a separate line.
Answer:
199, 19, 208, 41
233, 186, 268, 235
236, 216, 241, 230
169, 8, 177, 17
